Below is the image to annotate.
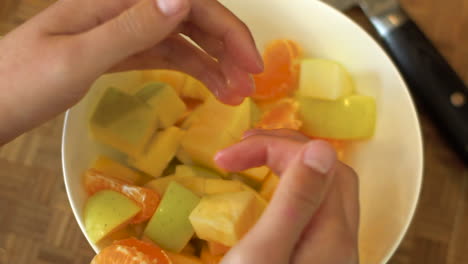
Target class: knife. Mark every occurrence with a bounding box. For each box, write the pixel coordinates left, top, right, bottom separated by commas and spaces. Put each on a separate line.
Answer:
322, 0, 468, 163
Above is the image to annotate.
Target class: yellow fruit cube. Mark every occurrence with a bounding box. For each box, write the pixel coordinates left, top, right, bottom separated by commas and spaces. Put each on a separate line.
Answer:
298, 59, 354, 100
90, 156, 141, 184
189, 191, 266, 246
259, 172, 280, 201
166, 252, 203, 264
94, 71, 144, 94
135, 82, 187, 129
241, 166, 270, 182
142, 70, 187, 94
89, 87, 159, 157
180, 76, 212, 100
130, 127, 185, 177
175, 165, 222, 179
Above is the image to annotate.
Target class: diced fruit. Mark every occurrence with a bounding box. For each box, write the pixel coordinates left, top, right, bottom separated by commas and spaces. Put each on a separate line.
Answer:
89, 87, 158, 157
181, 76, 212, 100
166, 252, 203, 264
256, 98, 302, 130
249, 99, 262, 127
92, 238, 171, 264
177, 149, 194, 164
90, 156, 141, 184
201, 245, 223, 264
144, 182, 201, 253
181, 97, 251, 172
145, 175, 245, 196
241, 166, 270, 182
260, 172, 280, 201
96, 227, 136, 249
207, 241, 230, 256
94, 71, 144, 94
253, 39, 301, 100
84, 190, 141, 243
175, 165, 222, 179
298, 95, 377, 139
181, 242, 197, 256
135, 82, 187, 129
298, 59, 354, 100
142, 70, 187, 94
130, 127, 186, 177
189, 191, 266, 246
84, 169, 161, 224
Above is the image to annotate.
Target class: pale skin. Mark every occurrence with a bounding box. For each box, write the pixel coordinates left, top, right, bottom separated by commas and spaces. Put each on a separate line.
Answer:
0, 0, 360, 263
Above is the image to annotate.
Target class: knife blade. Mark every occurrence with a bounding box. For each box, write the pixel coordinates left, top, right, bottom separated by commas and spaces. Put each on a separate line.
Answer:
321, 0, 468, 164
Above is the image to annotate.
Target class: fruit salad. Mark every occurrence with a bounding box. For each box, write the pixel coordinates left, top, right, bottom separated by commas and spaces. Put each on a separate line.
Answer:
83, 39, 377, 264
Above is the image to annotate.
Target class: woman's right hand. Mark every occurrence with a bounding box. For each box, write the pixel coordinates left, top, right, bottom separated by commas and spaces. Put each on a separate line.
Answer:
215, 129, 360, 264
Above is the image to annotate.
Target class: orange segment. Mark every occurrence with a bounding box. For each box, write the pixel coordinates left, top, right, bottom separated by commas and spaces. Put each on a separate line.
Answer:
91, 238, 171, 264
256, 98, 302, 130
84, 169, 161, 224
252, 40, 301, 101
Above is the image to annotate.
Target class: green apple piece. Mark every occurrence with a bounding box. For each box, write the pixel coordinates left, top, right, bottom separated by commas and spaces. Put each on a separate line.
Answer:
89, 87, 158, 157
144, 182, 200, 252
130, 126, 186, 177
189, 191, 266, 246
175, 165, 222, 179
84, 190, 141, 243
298, 59, 354, 100
135, 82, 187, 128
180, 97, 251, 172
298, 95, 377, 139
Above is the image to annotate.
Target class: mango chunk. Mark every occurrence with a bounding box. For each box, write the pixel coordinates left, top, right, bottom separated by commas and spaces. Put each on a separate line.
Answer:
181, 76, 212, 101
260, 172, 280, 201
130, 127, 185, 177
181, 97, 251, 172
144, 182, 200, 253
135, 82, 187, 128
90, 87, 159, 157
166, 252, 203, 264
90, 156, 141, 184
189, 191, 266, 246
298, 59, 354, 100
241, 166, 270, 182
298, 95, 376, 139
175, 165, 222, 179
84, 190, 141, 243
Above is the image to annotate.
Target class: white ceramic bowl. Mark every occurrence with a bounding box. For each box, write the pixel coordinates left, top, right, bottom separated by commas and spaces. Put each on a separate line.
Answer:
62, 0, 423, 263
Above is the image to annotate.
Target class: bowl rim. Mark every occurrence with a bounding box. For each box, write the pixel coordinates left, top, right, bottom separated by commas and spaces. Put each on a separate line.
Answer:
61, 0, 424, 261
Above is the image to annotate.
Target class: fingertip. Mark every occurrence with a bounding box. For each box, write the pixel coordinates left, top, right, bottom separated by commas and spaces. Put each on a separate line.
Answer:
303, 140, 337, 175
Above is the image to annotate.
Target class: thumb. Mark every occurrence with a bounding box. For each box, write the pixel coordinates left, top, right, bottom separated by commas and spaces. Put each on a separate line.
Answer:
221, 141, 337, 264
77, 0, 190, 74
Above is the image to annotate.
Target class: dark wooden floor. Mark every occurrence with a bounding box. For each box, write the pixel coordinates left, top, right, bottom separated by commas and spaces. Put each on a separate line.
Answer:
0, 0, 467, 263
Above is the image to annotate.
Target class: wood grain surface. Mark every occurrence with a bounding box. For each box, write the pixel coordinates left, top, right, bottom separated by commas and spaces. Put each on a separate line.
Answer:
0, 0, 467, 264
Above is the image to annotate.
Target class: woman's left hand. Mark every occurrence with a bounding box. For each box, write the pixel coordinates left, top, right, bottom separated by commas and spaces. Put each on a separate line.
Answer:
0, 0, 263, 144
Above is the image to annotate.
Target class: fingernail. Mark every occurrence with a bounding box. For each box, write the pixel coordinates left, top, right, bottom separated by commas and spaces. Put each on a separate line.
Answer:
157, 0, 187, 16
303, 141, 336, 174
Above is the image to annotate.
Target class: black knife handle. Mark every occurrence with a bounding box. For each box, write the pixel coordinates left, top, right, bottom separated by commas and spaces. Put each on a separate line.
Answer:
378, 17, 468, 163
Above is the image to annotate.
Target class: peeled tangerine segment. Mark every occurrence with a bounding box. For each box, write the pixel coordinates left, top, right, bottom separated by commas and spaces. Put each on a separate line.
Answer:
180, 97, 252, 172
90, 87, 159, 157
130, 126, 185, 177
135, 82, 187, 128
298, 95, 377, 140
298, 59, 354, 100
84, 190, 141, 243
189, 191, 266, 246
144, 182, 200, 253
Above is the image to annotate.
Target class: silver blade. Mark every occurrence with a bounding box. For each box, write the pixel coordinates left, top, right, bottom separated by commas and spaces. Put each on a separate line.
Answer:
320, 0, 358, 11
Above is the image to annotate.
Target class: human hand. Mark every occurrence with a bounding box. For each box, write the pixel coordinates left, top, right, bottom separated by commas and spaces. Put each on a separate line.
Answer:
215, 129, 360, 264
0, 0, 262, 143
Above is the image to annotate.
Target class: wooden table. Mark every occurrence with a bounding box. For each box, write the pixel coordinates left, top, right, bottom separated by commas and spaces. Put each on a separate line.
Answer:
0, 0, 467, 263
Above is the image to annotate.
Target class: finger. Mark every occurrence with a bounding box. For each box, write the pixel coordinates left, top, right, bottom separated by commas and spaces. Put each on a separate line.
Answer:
222, 141, 337, 264
190, 0, 263, 73
215, 135, 305, 174
76, 0, 190, 75
292, 162, 360, 264
110, 35, 226, 94
35, 0, 138, 34
181, 23, 255, 98
243, 129, 311, 142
